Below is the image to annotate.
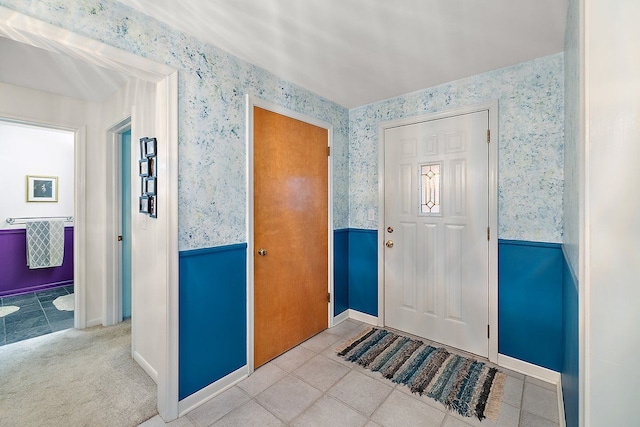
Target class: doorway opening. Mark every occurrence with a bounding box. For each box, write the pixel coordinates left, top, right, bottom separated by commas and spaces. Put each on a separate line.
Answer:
0, 119, 76, 346
108, 119, 133, 323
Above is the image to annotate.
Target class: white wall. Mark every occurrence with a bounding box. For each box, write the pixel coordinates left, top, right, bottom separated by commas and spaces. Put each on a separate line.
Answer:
585, 0, 640, 424
0, 121, 74, 229
102, 78, 165, 383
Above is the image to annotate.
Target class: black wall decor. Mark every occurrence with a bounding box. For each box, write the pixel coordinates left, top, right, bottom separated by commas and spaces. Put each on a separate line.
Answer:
138, 137, 157, 218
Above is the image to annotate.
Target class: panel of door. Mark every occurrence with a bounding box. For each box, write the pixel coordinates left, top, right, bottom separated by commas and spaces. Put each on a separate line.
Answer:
254, 106, 329, 368
384, 111, 489, 357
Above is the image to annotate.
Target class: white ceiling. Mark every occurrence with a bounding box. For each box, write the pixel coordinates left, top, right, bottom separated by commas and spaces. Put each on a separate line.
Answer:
118, 0, 568, 108
0, 1, 567, 107
0, 36, 130, 102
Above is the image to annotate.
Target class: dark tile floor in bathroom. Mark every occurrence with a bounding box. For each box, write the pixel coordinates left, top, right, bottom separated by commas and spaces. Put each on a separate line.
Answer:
0, 285, 74, 346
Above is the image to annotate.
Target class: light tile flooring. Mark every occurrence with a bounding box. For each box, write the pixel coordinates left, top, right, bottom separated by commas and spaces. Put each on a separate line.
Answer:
141, 319, 560, 427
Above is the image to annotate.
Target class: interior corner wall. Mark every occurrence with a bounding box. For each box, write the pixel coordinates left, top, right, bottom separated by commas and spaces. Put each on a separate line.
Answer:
0, 81, 104, 325
347, 54, 566, 370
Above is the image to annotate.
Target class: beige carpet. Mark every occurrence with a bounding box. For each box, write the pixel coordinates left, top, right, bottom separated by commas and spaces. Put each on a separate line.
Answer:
0, 321, 157, 426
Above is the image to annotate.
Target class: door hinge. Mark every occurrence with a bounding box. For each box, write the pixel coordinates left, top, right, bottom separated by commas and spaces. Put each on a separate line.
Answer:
487, 325, 490, 339
487, 227, 490, 241
327, 292, 331, 303
327, 146, 331, 156
487, 129, 490, 143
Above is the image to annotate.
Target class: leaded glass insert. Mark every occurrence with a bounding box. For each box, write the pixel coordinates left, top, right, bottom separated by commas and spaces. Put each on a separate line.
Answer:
421, 163, 441, 214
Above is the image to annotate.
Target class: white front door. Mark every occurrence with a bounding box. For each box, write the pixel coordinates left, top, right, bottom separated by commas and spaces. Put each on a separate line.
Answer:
384, 110, 489, 357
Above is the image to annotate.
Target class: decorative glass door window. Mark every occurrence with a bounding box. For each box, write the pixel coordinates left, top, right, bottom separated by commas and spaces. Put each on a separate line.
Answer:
420, 163, 441, 214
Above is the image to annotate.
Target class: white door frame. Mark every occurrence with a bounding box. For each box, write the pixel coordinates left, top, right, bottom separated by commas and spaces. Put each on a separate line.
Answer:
0, 8, 180, 421
377, 101, 499, 363
106, 117, 132, 326
245, 94, 334, 374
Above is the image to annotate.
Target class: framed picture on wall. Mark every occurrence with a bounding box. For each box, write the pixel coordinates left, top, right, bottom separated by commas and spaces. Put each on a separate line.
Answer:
139, 159, 149, 177
148, 157, 156, 177
143, 177, 156, 196
26, 175, 58, 202
139, 196, 149, 214
149, 195, 157, 218
145, 138, 157, 158
139, 138, 148, 158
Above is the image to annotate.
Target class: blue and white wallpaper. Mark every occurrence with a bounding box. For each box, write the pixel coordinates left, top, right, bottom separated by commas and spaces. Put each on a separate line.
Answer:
3, 0, 565, 246
1, 0, 350, 251
349, 53, 565, 243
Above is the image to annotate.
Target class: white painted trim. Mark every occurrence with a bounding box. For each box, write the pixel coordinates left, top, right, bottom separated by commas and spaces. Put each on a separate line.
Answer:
0, 7, 174, 82
74, 126, 87, 330
245, 95, 255, 374
105, 117, 132, 327
0, 9, 180, 421
347, 309, 378, 326
333, 310, 350, 325
377, 101, 499, 363
497, 354, 561, 384
245, 94, 334, 374
160, 70, 180, 422
134, 350, 159, 382
85, 318, 102, 328
178, 366, 248, 417
581, 3, 589, 427
558, 380, 567, 427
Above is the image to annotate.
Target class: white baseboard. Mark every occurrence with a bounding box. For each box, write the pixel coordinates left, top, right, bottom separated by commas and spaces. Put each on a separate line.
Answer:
85, 318, 102, 328
134, 350, 158, 383
178, 366, 248, 417
333, 310, 350, 325
347, 309, 378, 325
497, 353, 561, 384
558, 380, 566, 427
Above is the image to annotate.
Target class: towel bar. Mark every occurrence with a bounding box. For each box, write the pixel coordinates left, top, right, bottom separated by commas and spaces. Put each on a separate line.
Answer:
6, 216, 74, 225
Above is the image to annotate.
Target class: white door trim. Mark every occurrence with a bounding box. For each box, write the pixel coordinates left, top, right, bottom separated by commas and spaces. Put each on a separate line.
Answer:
0, 8, 180, 421
377, 101, 499, 363
245, 94, 334, 374
106, 117, 132, 327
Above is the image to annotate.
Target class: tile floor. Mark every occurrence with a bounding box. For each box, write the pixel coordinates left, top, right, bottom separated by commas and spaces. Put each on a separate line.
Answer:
0, 285, 74, 346
141, 319, 561, 427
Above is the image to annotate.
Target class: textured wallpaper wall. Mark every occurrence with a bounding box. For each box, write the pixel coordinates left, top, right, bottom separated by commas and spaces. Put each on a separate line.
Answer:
349, 53, 564, 243
0, 0, 350, 251
2, 1, 565, 246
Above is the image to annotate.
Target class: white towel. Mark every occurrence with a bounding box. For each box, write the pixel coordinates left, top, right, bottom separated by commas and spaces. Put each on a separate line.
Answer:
26, 221, 65, 269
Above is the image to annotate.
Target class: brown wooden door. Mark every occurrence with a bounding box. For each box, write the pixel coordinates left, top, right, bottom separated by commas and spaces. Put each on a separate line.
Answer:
253, 106, 329, 367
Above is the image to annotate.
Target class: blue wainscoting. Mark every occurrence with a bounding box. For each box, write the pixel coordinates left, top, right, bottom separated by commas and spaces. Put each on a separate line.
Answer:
498, 239, 563, 371
562, 252, 579, 427
334, 229, 349, 316
179, 243, 247, 400
348, 229, 378, 316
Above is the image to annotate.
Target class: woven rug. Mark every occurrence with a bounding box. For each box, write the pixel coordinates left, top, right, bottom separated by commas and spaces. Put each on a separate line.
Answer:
337, 327, 506, 421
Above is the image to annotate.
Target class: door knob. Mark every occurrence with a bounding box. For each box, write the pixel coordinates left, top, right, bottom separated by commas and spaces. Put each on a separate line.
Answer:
385, 240, 394, 248
257, 248, 267, 256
